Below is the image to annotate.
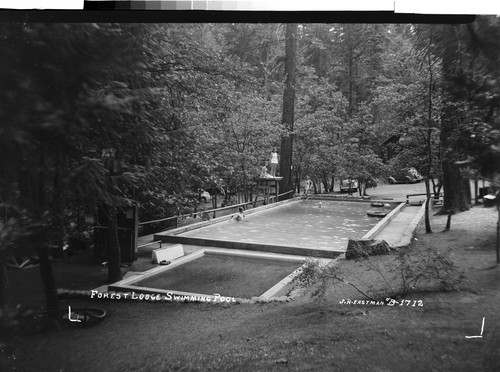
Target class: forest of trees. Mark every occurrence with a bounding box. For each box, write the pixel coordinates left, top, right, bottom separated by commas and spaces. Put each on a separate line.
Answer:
1, 20, 499, 312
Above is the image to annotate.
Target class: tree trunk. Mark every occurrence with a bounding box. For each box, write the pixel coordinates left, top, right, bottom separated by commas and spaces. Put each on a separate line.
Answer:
104, 155, 123, 283
107, 205, 122, 283
19, 175, 59, 315
463, 178, 472, 205
52, 165, 66, 258
424, 178, 433, 233
444, 212, 452, 232
431, 177, 438, 196
362, 183, 368, 196
37, 246, 59, 318
0, 264, 4, 309
279, 23, 297, 198
496, 203, 499, 264
359, 180, 368, 196
321, 173, 329, 193
439, 25, 471, 214
295, 170, 301, 194
348, 45, 354, 118
424, 28, 434, 233
437, 178, 443, 196
474, 179, 478, 205
439, 160, 471, 213
21, 150, 60, 317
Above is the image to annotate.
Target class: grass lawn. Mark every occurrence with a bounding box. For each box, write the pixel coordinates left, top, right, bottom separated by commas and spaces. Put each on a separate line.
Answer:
1, 206, 499, 371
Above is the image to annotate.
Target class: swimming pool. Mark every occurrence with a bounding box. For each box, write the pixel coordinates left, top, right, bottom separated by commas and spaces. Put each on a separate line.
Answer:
155, 199, 396, 258
111, 199, 400, 300
109, 249, 313, 300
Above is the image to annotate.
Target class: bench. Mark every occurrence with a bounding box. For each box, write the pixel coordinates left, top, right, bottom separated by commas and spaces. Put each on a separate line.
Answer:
152, 244, 184, 264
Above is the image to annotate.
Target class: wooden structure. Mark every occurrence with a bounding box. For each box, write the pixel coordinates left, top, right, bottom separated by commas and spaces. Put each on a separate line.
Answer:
255, 177, 282, 205
379, 134, 400, 163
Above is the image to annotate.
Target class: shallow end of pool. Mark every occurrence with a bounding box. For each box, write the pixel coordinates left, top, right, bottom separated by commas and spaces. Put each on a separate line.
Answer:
108, 248, 337, 303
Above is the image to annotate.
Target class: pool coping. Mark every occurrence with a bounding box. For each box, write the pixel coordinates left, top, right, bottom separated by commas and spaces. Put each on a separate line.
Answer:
154, 236, 344, 259
108, 248, 331, 302
361, 202, 406, 240
391, 199, 427, 248
307, 195, 372, 202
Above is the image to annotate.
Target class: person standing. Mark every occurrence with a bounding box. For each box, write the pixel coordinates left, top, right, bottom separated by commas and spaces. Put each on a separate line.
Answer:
304, 176, 313, 199
269, 147, 279, 177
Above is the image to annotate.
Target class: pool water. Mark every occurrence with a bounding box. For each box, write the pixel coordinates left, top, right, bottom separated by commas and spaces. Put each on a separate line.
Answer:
135, 254, 302, 298
181, 200, 387, 250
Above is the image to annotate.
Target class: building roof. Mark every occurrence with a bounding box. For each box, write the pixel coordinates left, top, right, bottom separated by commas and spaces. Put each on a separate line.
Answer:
379, 134, 400, 147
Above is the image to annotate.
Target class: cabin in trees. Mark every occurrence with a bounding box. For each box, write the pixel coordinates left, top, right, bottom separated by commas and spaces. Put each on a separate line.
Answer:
380, 134, 400, 163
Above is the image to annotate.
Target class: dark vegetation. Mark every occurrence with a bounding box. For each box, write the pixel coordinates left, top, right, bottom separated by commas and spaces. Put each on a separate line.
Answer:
0, 20, 499, 324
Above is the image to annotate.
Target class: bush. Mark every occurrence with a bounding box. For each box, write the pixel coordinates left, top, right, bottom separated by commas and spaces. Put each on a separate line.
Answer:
292, 243, 465, 301
395, 245, 466, 294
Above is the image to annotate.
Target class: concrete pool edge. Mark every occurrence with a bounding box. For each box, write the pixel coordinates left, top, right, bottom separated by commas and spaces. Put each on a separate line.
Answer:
391, 199, 427, 248
107, 248, 329, 303
307, 195, 372, 203
153, 235, 344, 259
361, 202, 406, 240
258, 256, 338, 300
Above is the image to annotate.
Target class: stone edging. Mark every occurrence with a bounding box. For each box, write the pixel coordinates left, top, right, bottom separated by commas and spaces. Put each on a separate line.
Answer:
392, 199, 427, 248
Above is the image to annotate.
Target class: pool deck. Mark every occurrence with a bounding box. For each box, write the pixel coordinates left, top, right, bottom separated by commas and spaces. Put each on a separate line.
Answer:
371, 203, 426, 247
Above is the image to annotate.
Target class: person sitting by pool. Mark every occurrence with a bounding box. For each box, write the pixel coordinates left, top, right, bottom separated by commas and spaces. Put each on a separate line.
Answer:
231, 207, 246, 222
259, 162, 273, 178
317, 201, 322, 208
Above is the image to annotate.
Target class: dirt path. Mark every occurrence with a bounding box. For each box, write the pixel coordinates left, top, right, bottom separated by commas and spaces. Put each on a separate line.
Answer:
2, 205, 499, 371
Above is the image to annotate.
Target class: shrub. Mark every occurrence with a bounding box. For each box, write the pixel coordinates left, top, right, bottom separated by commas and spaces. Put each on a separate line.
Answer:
292, 243, 465, 301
